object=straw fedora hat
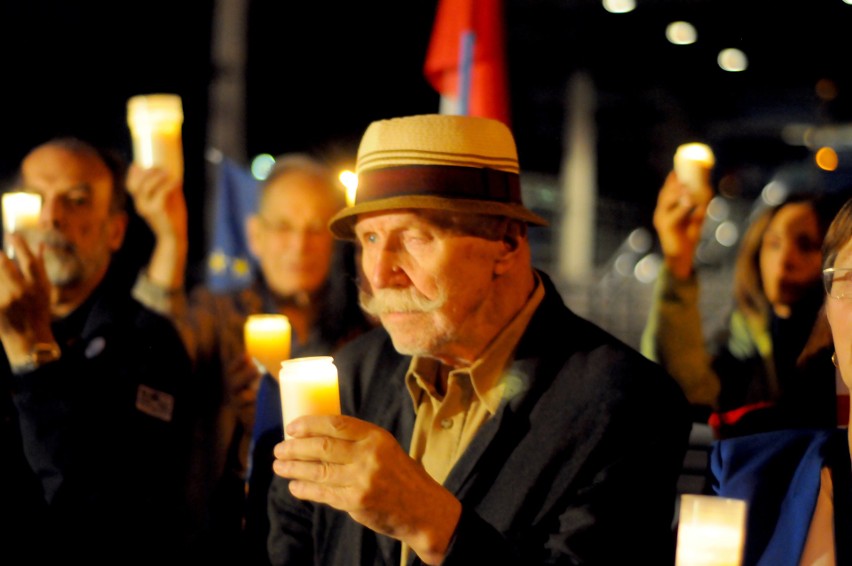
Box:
[328,114,548,239]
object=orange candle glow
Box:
[279,356,341,438]
[2,191,42,258]
[244,314,291,377]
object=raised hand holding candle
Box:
[244,314,291,377]
[675,494,747,566]
[2,191,42,258]
[674,143,715,195]
[279,356,341,438]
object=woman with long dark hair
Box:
[642,170,840,438]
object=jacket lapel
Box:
[441,273,568,496]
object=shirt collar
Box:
[405,271,545,414]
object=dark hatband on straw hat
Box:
[328,114,548,240]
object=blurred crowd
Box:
[1,111,850,566]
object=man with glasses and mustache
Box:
[266,114,692,565]
[0,137,193,564]
[127,152,374,564]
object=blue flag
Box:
[205,156,260,292]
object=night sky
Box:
[3,0,852,275]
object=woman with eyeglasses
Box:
[710,196,852,566]
[642,172,842,439]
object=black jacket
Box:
[5,267,194,565]
[268,271,691,565]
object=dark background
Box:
[2,0,852,274]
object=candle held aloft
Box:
[244,314,291,376]
[279,356,341,438]
[674,143,715,194]
[127,93,185,183]
[2,191,42,258]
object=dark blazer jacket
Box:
[5,267,194,565]
[268,271,691,565]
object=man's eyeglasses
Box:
[258,217,326,237]
[823,267,852,299]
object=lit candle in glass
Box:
[675,494,747,566]
[244,314,291,377]
[674,142,715,195]
[279,356,341,438]
[126,93,185,183]
[2,191,42,258]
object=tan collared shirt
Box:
[399,272,544,565]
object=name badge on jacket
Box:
[136,384,175,422]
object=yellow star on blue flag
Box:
[205,156,260,291]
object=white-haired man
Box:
[268,114,691,565]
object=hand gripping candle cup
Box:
[244,314,292,377]
[279,356,341,438]
[675,494,747,566]
[126,93,185,183]
[1,191,42,258]
[674,142,715,195]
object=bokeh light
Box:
[602,0,636,14]
[815,146,839,171]
[634,253,661,284]
[717,48,748,72]
[666,21,697,45]
[339,170,358,206]
[707,197,730,222]
[250,153,276,180]
[761,180,788,206]
[715,221,739,247]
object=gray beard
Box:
[42,248,84,287]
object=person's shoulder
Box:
[531,284,664,372]
[524,284,688,411]
[187,281,258,311]
[715,428,835,461]
[93,275,172,329]
[711,428,837,504]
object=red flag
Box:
[424,0,510,126]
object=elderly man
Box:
[0,138,193,564]
[268,114,691,565]
[128,152,374,563]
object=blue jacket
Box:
[711,428,852,566]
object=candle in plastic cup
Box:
[2,191,42,258]
[279,356,341,438]
[674,143,715,194]
[675,494,747,566]
[244,314,291,377]
[127,93,185,182]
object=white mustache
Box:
[359,287,446,316]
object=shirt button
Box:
[440,418,453,429]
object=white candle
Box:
[127,93,185,183]
[279,356,341,438]
[674,142,715,194]
[2,192,42,233]
[2,191,42,258]
[244,314,291,376]
[675,494,747,566]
